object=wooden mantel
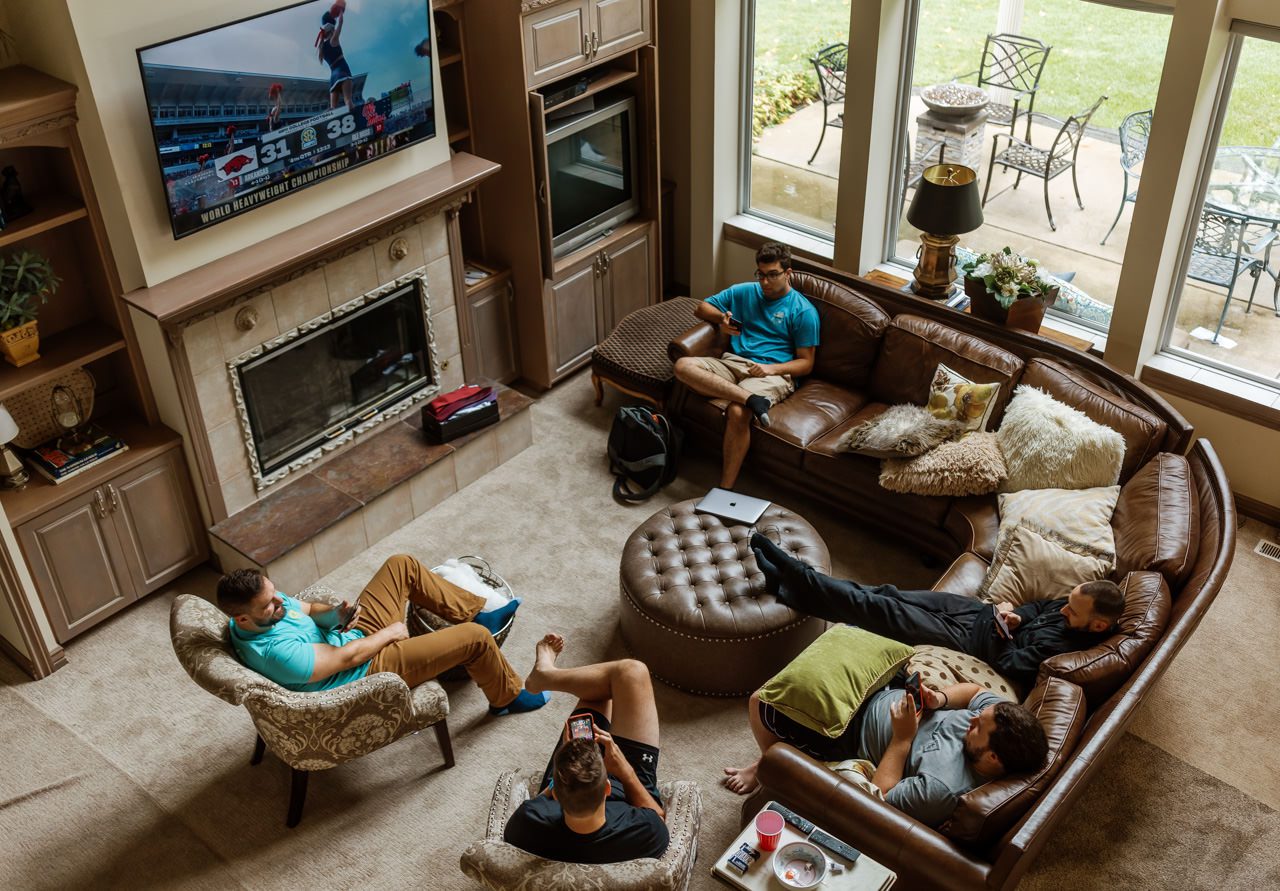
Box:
[122,152,501,325]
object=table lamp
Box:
[905,163,984,300]
[0,403,28,489]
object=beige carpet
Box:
[1,369,1278,890]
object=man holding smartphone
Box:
[673,241,820,489]
[218,554,549,715]
[503,634,668,864]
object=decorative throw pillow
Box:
[996,385,1126,492]
[997,485,1121,558]
[979,520,1113,606]
[928,363,1001,432]
[879,431,1007,496]
[757,626,914,738]
[907,644,1020,702]
[838,403,962,459]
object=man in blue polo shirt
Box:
[674,241,820,488]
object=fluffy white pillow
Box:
[979,520,1113,606]
[996,386,1125,492]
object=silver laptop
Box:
[695,488,771,526]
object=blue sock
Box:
[473,597,521,636]
[489,688,550,716]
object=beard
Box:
[962,737,983,764]
[258,605,285,628]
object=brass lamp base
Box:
[910,232,961,300]
[0,444,28,489]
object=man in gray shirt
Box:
[724,682,1048,827]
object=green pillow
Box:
[758,626,914,738]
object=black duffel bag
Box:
[606,405,683,502]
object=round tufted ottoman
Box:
[619,499,830,696]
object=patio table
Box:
[1204,145,1280,300]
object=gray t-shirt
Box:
[858,688,1002,827]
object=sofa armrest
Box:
[754,744,991,890]
[668,321,725,362]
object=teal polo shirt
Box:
[229,594,370,692]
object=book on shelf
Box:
[18,425,129,485]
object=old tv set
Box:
[137,0,437,239]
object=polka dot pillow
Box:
[908,645,1019,702]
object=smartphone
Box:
[724,316,742,331]
[337,603,359,633]
[904,671,923,715]
[567,712,595,741]
[993,609,1012,640]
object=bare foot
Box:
[525,633,564,694]
[722,761,760,795]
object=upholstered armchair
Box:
[169,584,453,827]
[459,769,703,891]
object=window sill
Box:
[723,215,834,265]
[1141,352,1280,431]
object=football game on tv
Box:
[137,0,436,239]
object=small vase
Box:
[963,277,1059,334]
[0,319,40,367]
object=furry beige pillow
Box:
[996,386,1126,492]
[879,432,1007,496]
[979,520,1113,606]
[839,404,962,459]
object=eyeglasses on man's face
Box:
[753,268,788,281]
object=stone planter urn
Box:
[964,277,1059,335]
[0,319,39,367]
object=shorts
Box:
[758,699,866,763]
[697,353,794,405]
[539,708,662,803]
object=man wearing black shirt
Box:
[750,533,1123,692]
[503,635,668,864]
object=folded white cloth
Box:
[434,558,511,612]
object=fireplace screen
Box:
[234,279,437,481]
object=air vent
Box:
[1254,539,1280,564]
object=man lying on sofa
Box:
[724,679,1047,828]
[751,533,1124,692]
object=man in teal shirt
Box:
[219,554,549,714]
[673,241,820,488]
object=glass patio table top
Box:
[1205,145,1280,225]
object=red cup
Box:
[755,810,785,851]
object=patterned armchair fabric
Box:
[169,588,449,772]
[459,770,703,891]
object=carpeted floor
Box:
[1,369,1278,890]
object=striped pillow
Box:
[997,485,1120,558]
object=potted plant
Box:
[0,251,60,367]
[960,247,1059,334]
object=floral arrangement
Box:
[961,247,1056,309]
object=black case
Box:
[421,398,499,444]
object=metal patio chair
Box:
[1101,109,1153,245]
[982,95,1107,231]
[905,137,946,191]
[807,42,847,164]
[958,33,1051,141]
[1188,206,1275,343]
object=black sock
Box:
[745,394,772,426]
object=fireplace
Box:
[228,269,441,490]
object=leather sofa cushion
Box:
[868,316,1024,423]
[1020,358,1168,483]
[1038,570,1171,707]
[1111,452,1201,587]
[943,675,1086,845]
[790,272,891,389]
[931,551,990,599]
[944,496,999,560]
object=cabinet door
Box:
[601,226,653,335]
[468,280,519,384]
[108,450,206,595]
[591,0,651,60]
[17,489,133,643]
[548,254,601,374]
[524,0,591,87]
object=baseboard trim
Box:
[1234,492,1280,529]
[0,633,36,677]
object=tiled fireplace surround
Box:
[167,193,533,596]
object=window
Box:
[1164,30,1280,387]
[741,0,852,239]
[889,0,1170,331]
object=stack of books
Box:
[18,425,129,485]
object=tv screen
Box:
[138,0,437,239]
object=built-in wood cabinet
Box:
[522,0,650,87]
[17,449,204,643]
[462,264,519,384]
[592,0,652,61]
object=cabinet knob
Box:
[591,31,599,55]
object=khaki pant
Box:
[358,555,522,705]
[696,352,795,405]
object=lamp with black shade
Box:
[905,163,984,300]
[0,403,28,489]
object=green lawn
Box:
[754,0,1279,145]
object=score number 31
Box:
[259,113,357,163]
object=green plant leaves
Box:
[0,251,61,331]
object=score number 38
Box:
[258,114,357,164]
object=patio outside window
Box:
[890,0,1170,332]
[1165,30,1280,387]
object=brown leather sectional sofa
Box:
[668,260,1236,890]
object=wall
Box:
[3,0,450,290]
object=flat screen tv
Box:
[137,0,437,239]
